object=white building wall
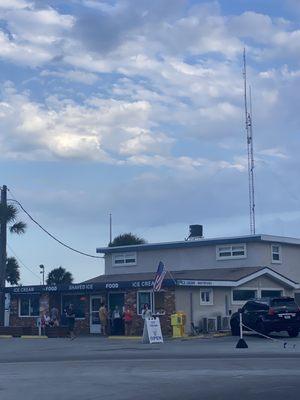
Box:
[105,242,270,275]
[104,241,300,283]
[175,276,295,334]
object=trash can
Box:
[171,312,186,337]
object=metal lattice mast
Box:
[243,49,256,235]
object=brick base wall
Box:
[8,288,177,337]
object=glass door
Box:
[108,293,125,335]
[90,296,102,334]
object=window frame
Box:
[200,288,214,305]
[137,290,153,315]
[271,244,282,264]
[260,289,284,298]
[216,244,247,260]
[112,252,137,267]
[231,288,258,305]
[136,291,166,315]
[18,295,40,317]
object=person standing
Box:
[41,311,51,335]
[112,305,122,335]
[66,304,76,340]
[124,305,133,336]
[99,303,108,336]
[50,306,59,327]
[141,303,152,343]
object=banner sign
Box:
[4,279,174,294]
[177,280,213,287]
[146,317,164,344]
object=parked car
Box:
[230,297,300,338]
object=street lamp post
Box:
[39,264,45,285]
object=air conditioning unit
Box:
[207,318,217,332]
[222,317,231,331]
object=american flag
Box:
[153,261,166,292]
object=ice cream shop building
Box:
[4,227,300,336]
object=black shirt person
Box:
[66,304,76,340]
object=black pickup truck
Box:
[230,297,300,337]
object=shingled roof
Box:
[84,266,297,285]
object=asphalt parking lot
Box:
[1,334,300,400]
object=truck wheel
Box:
[287,328,299,338]
[230,320,239,336]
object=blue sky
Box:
[1,0,300,284]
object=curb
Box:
[0,335,13,339]
[20,335,48,339]
[108,336,141,340]
[173,332,231,341]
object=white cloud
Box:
[40,69,99,85]
[0,84,171,162]
[259,148,289,159]
[0,0,32,9]
[0,31,52,66]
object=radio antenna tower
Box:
[243,49,256,235]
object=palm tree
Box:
[0,203,26,285]
[46,267,73,285]
[109,233,147,247]
[0,203,26,234]
[6,257,20,285]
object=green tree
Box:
[109,232,147,247]
[0,203,26,285]
[6,257,20,285]
[0,203,26,235]
[46,267,74,285]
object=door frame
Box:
[90,295,103,334]
[108,292,125,335]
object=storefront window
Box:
[19,295,40,317]
[137,291,153,314]
[137,291,166,315]
[154,292,165,314]
[62,295,86,318]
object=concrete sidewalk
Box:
[1,334,300,363]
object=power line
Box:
[7,244,41,282]
[7,190,104,259]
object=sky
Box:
[1,0,300,285]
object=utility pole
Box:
[109,213,112,245]
[0,185,7,326]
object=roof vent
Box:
[186,225,203,241]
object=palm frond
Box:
[0,203,18,224]
[9,221,27,234]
